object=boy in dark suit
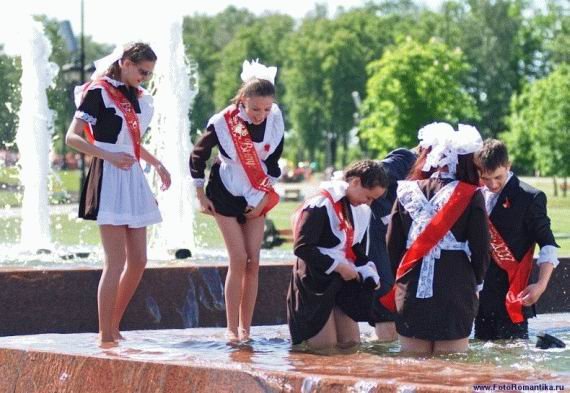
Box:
[474,139,559,340]
[368,148,417,341]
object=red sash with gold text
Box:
[379,182,477,312]
[80,80,142,160]
[488,219,534,323]
[223,107,279,215]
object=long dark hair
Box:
[105,42,157,80]
[408,147,479,185]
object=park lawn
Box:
[0,214,99,246]
[0,171,569,255]
[192,201,299,250]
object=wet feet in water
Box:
[238,327,251,342]
[225,330,240,343]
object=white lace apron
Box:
[397,180,471,299]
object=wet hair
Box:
[408,148,480,186]
[106,42,157,80]
[232,78,276,105]
[344,160,389,189]
[474,138,510,173]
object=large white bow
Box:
[418,122,483,175]
[240,59,277,85]
[90,45,124,81]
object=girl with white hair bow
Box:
[190,59,284,342]
[383,122,490,354]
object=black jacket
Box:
[369,148,417,296]
[479,174,558,318]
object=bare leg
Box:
[433,338,469,354]
[333,307,360,350]
[215,214,248,340]
[399,335,433,355]
[307,311,337,351]
[238,215,265,340]
[375,322,397,342]
[111,226,147,340]
[98,225,127,345]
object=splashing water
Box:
[14,17,58,250]
[145,16,198,259]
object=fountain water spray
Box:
[146,16,198,259]
[15,17,58,250]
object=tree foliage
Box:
[503,65,570,179]
[359,38,479,157]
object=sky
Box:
[0,0,444,54]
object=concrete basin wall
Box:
[0,259,568,336]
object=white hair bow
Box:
[90,45,124,80]
[240,59,277,85]
[418,122,483,175]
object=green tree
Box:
[212,14,294,111]
[359,38,479,157]
[428,0,536,137]
[0,48,21,149]
[503,65,570,195]
[281,18,330,163]
[34,15,111,156]
[183,7,256,135]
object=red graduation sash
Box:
[292,190,356,262]
[80,80,142,160]
[488,219,535,323]
[379,182,477,312]
[223,106,279,215]
[321,190,357,263]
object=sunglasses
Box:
[137,67,153,78]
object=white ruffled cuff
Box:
[537,245,559,268]
[381,213,393,226]
[476,282,484,292]
[356,261,380,286]
[75,110,97,125]
[192,178,205,188]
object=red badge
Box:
[502,197,511,209]
[264,143,270,152]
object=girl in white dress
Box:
[66,42,171,347]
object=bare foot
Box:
[225,330,239,343]
[238,327,250,342]
[113,330,125,341]
[98,333,118,349]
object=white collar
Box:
[320,180,348,202]
[430,171,456,180]
[237,104,253,124]
[482,171,514,195]
[102,76,126,87]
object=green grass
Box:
[191,201,299,250]
[0,214,99,246]
[0,170,569,255]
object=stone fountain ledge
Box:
[0,326,568,393]
[1,260,569,337]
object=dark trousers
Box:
[474,314,529,340]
